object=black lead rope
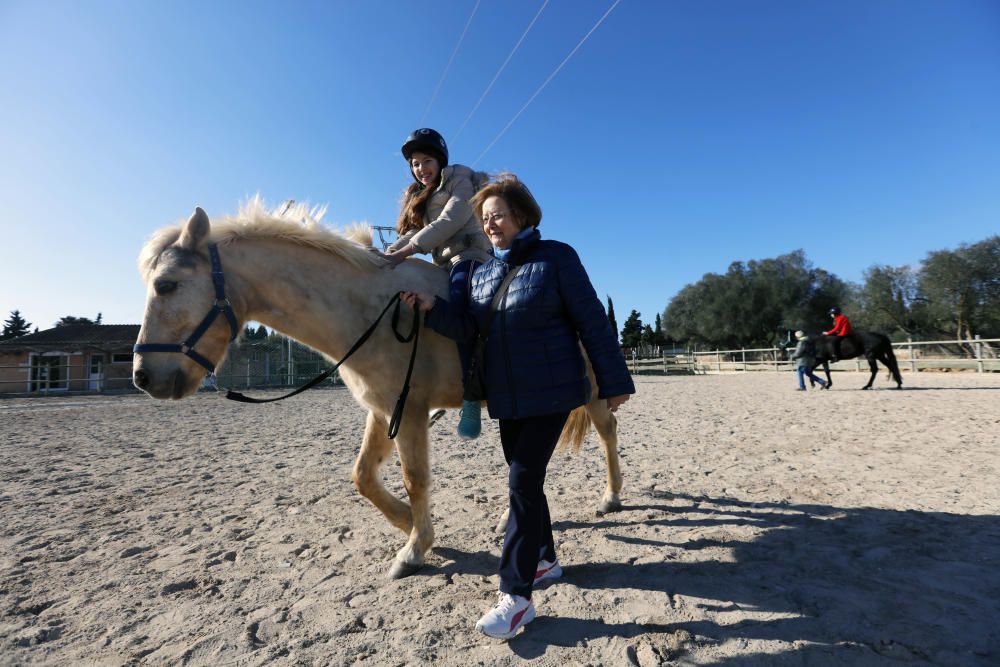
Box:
[223,293,419,440]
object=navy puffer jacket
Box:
[425,228,635,419]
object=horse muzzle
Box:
[133,363,199,400]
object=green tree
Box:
[653,313,666,347]
[919,236,1000,340]
[663,250,849,348]
[854,265,927,337]
[2,310,32,340]
[606,296,618,344]
[640,324,655,348]
[55,315,96,327]
[620,310,643,348]
[242,323,269,340]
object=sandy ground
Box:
[2,371,999,667]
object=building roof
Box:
[0,324,141,350]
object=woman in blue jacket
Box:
[401,173,634,639]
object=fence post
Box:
[908,337,915,372]
[741,348,746,372]
[976,334,983,374]
[662,351,667,376]
[716,349,721,373]
[774,348,778,372]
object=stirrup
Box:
[428,409,446,428]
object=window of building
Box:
[111,353,134,364]
[29,354,69,392]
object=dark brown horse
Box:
[802,332,903,390]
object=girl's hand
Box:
[383,244,416,269]
[606,394,630,413]
[400,291,435,313]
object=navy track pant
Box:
[497,411,570,599]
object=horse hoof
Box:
[597,497,622,515]
[861,386,871,391]
[389,560,423,579]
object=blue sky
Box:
[2,0,998,333]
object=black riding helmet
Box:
[829,306,842,316]
[401,128,449,168]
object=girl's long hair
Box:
[396,179,439,235]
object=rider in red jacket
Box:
[824,306,853,360]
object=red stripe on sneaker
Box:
[509,606,528,632]
[535,564,553,579]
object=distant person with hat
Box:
[386,128,493,439]
[823,306,854,362]
[791,330,827,390]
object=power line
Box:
[452,0,550,143]
[420,0,481,125]
[472,0,622,167]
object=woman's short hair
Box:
[471,172,542,230]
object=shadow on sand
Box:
[501,492,1000,665]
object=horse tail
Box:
[558,406,592,454]
[884,339,903,385]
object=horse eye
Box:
[154,280,177,295]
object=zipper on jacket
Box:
[500,268,518,417]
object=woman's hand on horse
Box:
[607,394,630,413]
[400,291,434,313]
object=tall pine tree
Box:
[2,310,32,340]
[620,310,644,348]
[606,295,619,344]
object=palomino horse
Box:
[132,201,624,578]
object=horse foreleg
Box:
[352,411,413,535]
[862,355,878,389]
[587,400,624,514]
[821,362,832,389]
[387,404,435,579]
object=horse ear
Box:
[178,207,210,251]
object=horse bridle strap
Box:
[133,243,239,374]
[134,241,420,439]
[225,293,419,439]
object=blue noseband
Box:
[133,243,239,374]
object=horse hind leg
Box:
[585,400,624,514]
[880,350,904,388]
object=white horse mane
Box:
[139,195,381,278]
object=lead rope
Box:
[221,294,419,440]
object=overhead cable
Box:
[472,0,622,167]
[420,0,481,125]
[452,0,550,142]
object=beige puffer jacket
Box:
[388,164,493,268]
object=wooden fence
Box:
[626,337,1000,376]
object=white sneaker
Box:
[475,593,535,639]
[534,558,562,585]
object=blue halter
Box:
[133,243,239,375]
